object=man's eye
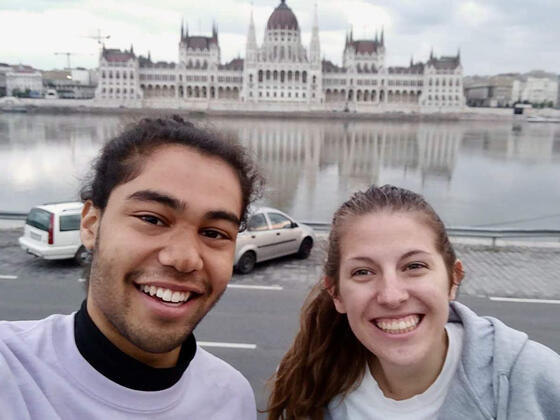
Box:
[138,215,165,226]
[201,229,229,240]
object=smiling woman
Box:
[266,185,560,420]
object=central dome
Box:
[267,0,299,30]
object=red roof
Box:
[102,49,135,63]
[267,0,299,30]
[350,40,380,55]
[219,58,244,71]
[185,36,217,50]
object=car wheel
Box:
[297,237,313,259]
[74,245,92,266]
[236,251,256,274]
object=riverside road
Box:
[1,227,559,417]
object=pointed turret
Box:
[245,5,257,63]
[130,44,134,55]
[457,47,461,63]
[430,47,434,61]
[410,56,413,67]
[310,2,321,63]
[212,21,218,41]
[180,19,184,40]
[380,26,384,46]
[375,29,378,43]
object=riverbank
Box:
[4,97,558,122]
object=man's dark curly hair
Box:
[80,115,263,227]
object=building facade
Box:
[5,65,43,97]
[94,0,465,112]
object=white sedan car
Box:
[234,207,316,274]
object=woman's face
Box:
[331,211,461,375]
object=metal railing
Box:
[303,221,560,246]
[0,212,27,220]
[2,213,559,245]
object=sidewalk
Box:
[2,227,560,300]
[232,235,560,300]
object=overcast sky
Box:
[1,0,558,76]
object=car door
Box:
[245,213,278,262]
[266,212,300,257]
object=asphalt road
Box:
[1,227,559,418]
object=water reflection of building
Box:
[463,123,560,162]
[210,119,465,209]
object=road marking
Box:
[198,341,257,350]
[227,284,283,291]
[0,275,17,280]
[490,296,560,305]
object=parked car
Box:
[234,207,315,274]
[18,202,90,265]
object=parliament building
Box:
[95,0,465,113]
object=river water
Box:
[1,113,559,229]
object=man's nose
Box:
[158,230,203,273]
[375,271,408,307]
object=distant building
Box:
[42,68,97,99]
[513,77,558,107]
[0,63,11,97]
[465,72,559,108]
[5,64,42,97]
[463,75,516,107]
[94,0,465,112]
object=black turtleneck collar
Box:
[74,300,196,391]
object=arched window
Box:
[249,74,253,82]
[266,70,271,80]
[288,71,292,81]
[273,70,278,81]
[295,71,300,81]
[280,70,285,82]
[302,71,307,83]
[258,70,263,82]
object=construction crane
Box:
[83,29,111,47]
[54,52,79,70]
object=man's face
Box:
[81,144,243,367]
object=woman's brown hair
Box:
[266,184,461,420]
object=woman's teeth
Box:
[374,314,420,334]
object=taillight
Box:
[48,213,54,245]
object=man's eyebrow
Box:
[205,210,241,227]
[127,190,186,211]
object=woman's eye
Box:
[138,215,165,226]
[352,269,373,277]
[405,262,427,271]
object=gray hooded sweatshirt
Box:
[439,301,560,420]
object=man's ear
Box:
[324,276,346,314]
[81,200,100,251]
[449,259,464,301]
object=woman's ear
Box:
[80,200,100,251]
[324,276,346,314]
[449,259,464,301]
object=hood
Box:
[446,301,528,419]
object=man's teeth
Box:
[140,285,191,303]
[375,315,420,334]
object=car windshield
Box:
[26,208,51,231]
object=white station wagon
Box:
[18,202,90,265]
[234,207,315,274]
